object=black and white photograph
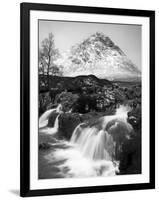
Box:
[20,3,155,196]
[38,20,142,179]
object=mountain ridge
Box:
[55,32,141,81]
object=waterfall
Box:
[115,104,131,119]
[39,104,62,128]
[56,104,63,113]
[71,123,85,143]
[71,105,133,162]
[39,114,60,135]
[39,104,62,134]
[71,125,115,161]
[42,105,133,178]
[39,108,56,128]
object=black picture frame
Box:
[20,2,155,197]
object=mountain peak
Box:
[90,32,114,46]
[55,32,141,81]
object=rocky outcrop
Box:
[48,112,111,140]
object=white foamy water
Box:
[39,104,62,128]
[39,114,60,135]
[45,140,119,178]
[115,104,132,117]
[70,105,133,161]
[41,105,133,178]
[71,127,114,161]
[39,104,62,135]
[39,108,56,128]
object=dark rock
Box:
[128,106,141,131]
[48,113,59,127]
[39,92,52,116]
[58,113,82,139]
[39,143,52,150]
[48,112,110,140]
[119,133,141,174]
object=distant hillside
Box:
[39,74,112,93]
[55,32,141,81]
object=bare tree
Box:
[39,33,61,89]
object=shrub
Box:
[54,91,79,112]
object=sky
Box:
[39,20,141,70]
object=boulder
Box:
[58,113,82,139]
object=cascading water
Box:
[39,104,62,128]
[70,105,133,162]
[56,104,63,113]
[41,105,133,178]
[71,126,114,161]
[39,108,56,128]
[39,114,60,135]
[39,104,62,134]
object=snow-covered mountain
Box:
[55,32,141,81]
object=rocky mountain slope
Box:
[55,32,141,81]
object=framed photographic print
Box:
[20,2,155,197]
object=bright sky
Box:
[39,20,141,70]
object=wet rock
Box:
[118,134,141,175]
[58,113,82,139]
[48,113,59,127]
[39,142,52,150]
[128,106,141,131]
